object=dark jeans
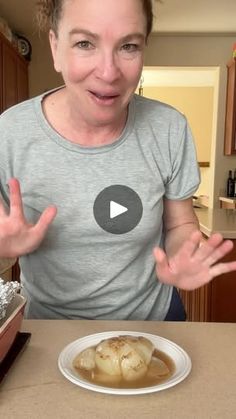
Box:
[164,287,186,321]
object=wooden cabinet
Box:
[0,40,2,111]
[17,57,29,103]
[0,258,17,282]
[179,239,236,322]
[0,31,28,114]
[224,58,236,155]
[0,33,28,282]
[179,284,211,322]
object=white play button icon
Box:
[93,185,143,234]
[110,201,128,219]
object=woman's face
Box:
[49,0,146,127]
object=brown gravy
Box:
[73,347,175,389]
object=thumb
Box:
[33,205,57,237]
[153,247,172,283]
[153,246,167,265]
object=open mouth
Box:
[89,91,119,102]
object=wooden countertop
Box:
[195,207,236,239]
[1,320,236,418]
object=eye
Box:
[76,40,94,50]
[121,43,139,52]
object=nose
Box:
[95,49,121,83]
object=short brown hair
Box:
[36,0,154,39]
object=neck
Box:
[43,88,128,147]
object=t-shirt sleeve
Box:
[164,117,200,200]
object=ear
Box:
[49,29,61,73]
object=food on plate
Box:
[73,335,175,388]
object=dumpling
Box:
[74,335,155,382]
[73,347,96,371]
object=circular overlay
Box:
[93,185,143,234]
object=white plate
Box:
[58,330,192,395]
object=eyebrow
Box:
[69,28,145,42]
[69,28,99,39]
[120,33,146,43]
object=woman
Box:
[0,0,235,320]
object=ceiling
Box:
[0,0,235,38]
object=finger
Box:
[194,233,224,262]
[204,239,234,266]
[153,247,167,265]
[207,232,224,247]
[209,260,236,278]
[8,178,24,218]
[153,247,175,284]
[189,229,203,243]
[32,205,57,239]
[176,230,202,259]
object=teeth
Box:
[97,94,109,99]
[94,93,114,99]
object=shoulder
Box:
[133,94,184,118]
[0,96,38,128]
[132,94,188,139]
[0,85,64,128]
[0,95,44,155]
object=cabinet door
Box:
[1,38,29,112]
[17,58,29,103]
[2,41,18,111]
[179,284,211,322]
[224,58,236,155]
[210,242,236,322]
[179,240,236,322]
[0,39,2,113]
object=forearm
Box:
[163,197,200,258]
[164,216,200,258]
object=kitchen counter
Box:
[194,207,236,239]
[1,320,236,419]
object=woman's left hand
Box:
[153,230,236,290]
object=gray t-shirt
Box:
[0,91,200,319]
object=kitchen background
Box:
[0,0,236,209]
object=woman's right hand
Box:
[0,178,57,258]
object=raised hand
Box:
[153,230,236,290]
[0,178,57,258]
